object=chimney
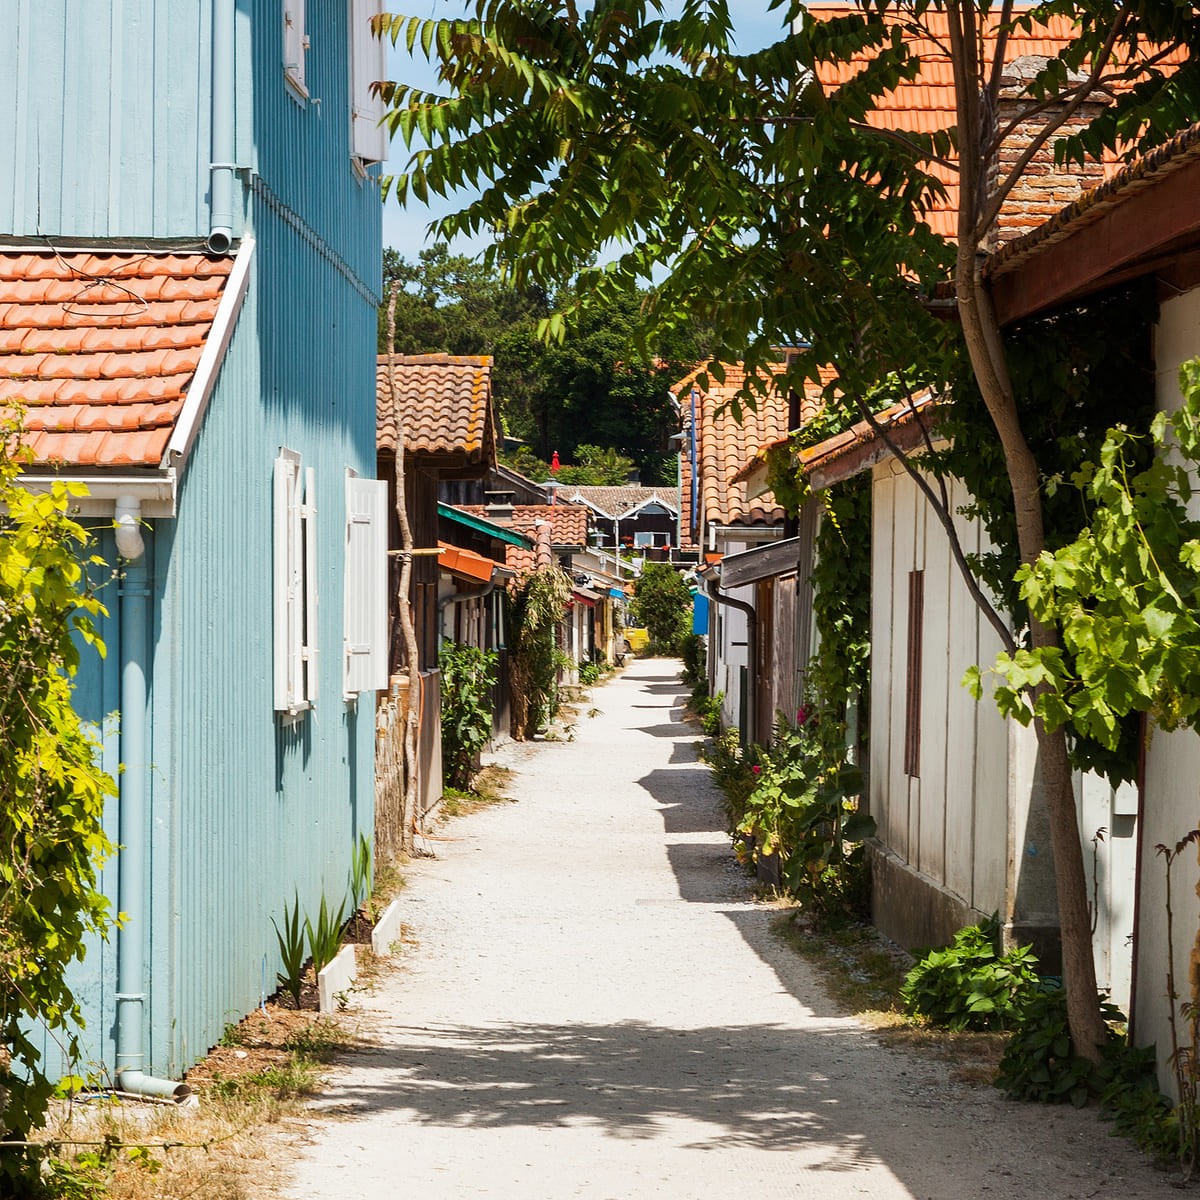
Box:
[990,56,1111,249]
[484,489,515,521]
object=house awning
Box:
[438,501,533,548]
[438,541,497,584]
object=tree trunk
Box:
[956,245,1107,1062]
[386,285,422,855]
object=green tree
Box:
[377,0,1199,1058]
[631,562,692,654]
[0,418,115,1186]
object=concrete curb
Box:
[370,898,404,957]
[317,944,356,1013]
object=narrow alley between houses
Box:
[280,661,1179,1200]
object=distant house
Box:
[375,354,499,821]
[1,1,388,1089]
[558,485,679,557]
[676,361,822,737]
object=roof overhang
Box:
[717,537,804,588]
[988,126,1200,325]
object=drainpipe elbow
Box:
[114,495,145,561]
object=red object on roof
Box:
[0,250,235,468]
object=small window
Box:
[343,472,389,698]
[274,450,319,716]
[349,0,389,164]
[633,531,657,548]
[284,0,309,96]
[903,569,924,777]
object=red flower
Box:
[797,704,813,726]
[751,764,761,775]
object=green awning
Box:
[437,502,533,548]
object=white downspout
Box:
[207,0,236,254]
[113,497,191,1101]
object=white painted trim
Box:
[163,237,256,469]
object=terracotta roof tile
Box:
[459,502,589,548]
[377,354,497,468]
[0,249,235,468]
[676,361,834,539]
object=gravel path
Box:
[281,658,1187,1199]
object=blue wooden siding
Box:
[13,1,383,1078]
[0,1,212,239]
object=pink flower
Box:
[751,764,761,775]
[797,705,813,726]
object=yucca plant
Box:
[272,892,306,1008]
[305,892,348,976]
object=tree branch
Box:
[850,392,1017,655]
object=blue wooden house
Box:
[0,1,389,1093]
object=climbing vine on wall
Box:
[506,566,571,740]
[934,281,1158,783]
[807,477,872,771]
[0,416,115,1185]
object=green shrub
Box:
[578,656,603,685]
[901,919,1040,1032]
[439,642,498,788]
[679,632,707,690]
[630,562,692,653]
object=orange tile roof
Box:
[376,354,496,466]
[805,6,1123,240]
[677,361,832,537]
[0,250,235,467]
[460,503,589,549]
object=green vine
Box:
[506,566,571,740]
[0,416,115,1188]
[439,642,498,789]
[972,357,1200,750]
[807,476,872,772]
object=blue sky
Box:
[379,2,790,259]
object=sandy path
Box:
[281,658,1185,1199]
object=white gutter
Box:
[17,471,178,518]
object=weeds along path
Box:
[280,659,1179,1199]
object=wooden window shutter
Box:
[274,450,303,713]
[904,569,924,777]
[301,466,319,704]
[283,0,308,93]
[350,0,389,164]
[343,473,389,697]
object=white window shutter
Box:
[302,466,319,705]
[274,450,302,713]
[284,0,307,91]
[350,0,389,164]
[344,473,389,696]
